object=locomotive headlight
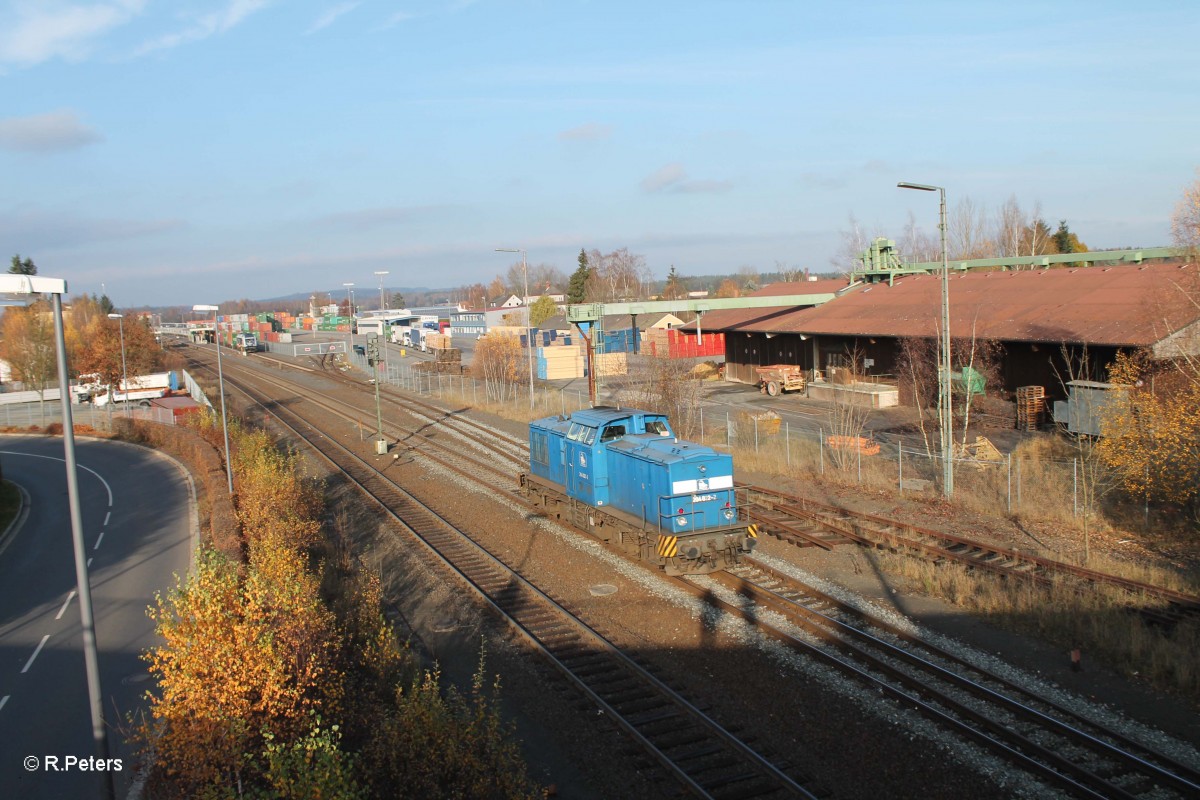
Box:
[698,465,707,474]
[722,508,735,521]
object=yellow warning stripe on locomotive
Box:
[746,524,759,539]
[656,535,679,558]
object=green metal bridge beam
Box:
[852,238,1186,283]
[565,294,838,324]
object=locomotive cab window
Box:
[600,424,626,443]
[646,420,670,436]
[567,422,586,441]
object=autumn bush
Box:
[139,417,540,799]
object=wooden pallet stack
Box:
[1016,386,1045,431]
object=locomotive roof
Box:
[566,407,663,428]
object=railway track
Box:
[187,346,1200,796]
[743,485,1200,626]
[683,562,1200,800]
[193,351,823,799]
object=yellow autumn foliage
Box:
[1096,352,1200,508]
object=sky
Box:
[1,1,1197,309]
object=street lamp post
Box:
[374,270,389,311]
[106,313,128,417]
[343,282,355,350]
[496,247,535,410]
[2,275,114,799]
[898,181,954,498]
[192,304,235,495]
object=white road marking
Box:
[0,695,8,711]
[55,590,76,620]
[21,635,49,674]
[87,558,93,568]
[104,511,111,525]
[94,530,105,550]
[0,451,115,506]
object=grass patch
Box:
[875,549,1200,700]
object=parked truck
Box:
[91,371,180,407]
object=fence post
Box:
[819,428,824,474]
[1006,454,1012,513]
[898,444,903,494]
[1075,455,1084,520]
[785,421,790,467]
[700,406,704,439]
[857,441,862,484]
[561,389,565,417]
[754,416,758,452]
[727,411,731,446]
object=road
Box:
[0,436,195,799]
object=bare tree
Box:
[1171,167,1200,253]
[995,195,1025,258]
[832,214,876,275]
[471,334,526,403]
[896,336,939,456]
[588,247,647,302]
[773,260,806,283]
[824,345,874,471]
[613,353,705,439]
[898,210,939,263]
[948,196,994,260]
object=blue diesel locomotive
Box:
[521,407,757,575]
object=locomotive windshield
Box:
[646,420,670,436]
[600,424,626,442]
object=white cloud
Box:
[0,206,184,249]
[558,122,612,142]
[0,1,147,66]
[132,0,273,57]
[306,2,359,35]
[675,179,733,194]
[0,110,103,153]
[381,11,415,29]
[641,163,687,193]
[640,163,731,194]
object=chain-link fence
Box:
[357,353,1102,523]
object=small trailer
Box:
[755,365,806,397]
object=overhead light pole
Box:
[496,247,535,410]
[2,274,114,799]
[192,304,235,495]
[342,282,355,348]
[374,270,389,311]
[898,181,954,498]
[106,313,129,417]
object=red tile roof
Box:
[691,264,1199,346]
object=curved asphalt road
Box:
[0,435,195,800]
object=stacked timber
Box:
[434,347,462,373]
[424,332,454,350]
[538,344,585,379]
[1016,386,1044,431]
[535,344,628,379]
